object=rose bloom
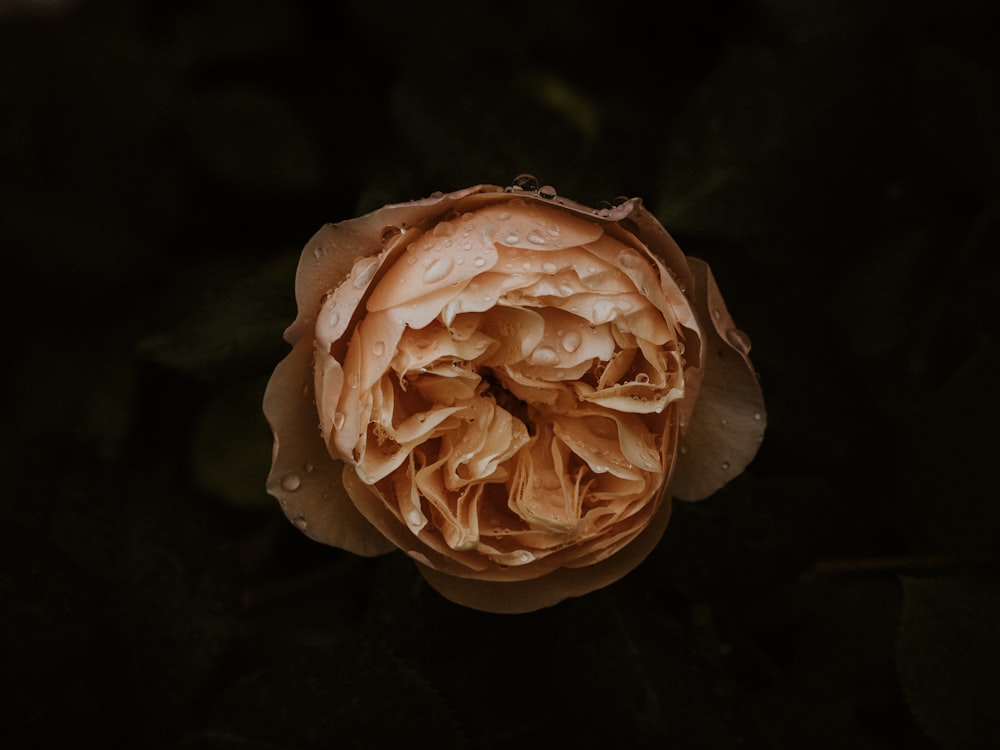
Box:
[263,180,765,613]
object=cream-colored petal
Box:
[416,497,672,614]
[509,423,582,532]
[670,257,766,501]
[357,403,466,484]
[410,370,483,405]
[390,320,492,377]
[342,463,488,573]
[263,337,395,556]
[366,224,498,312]
[415,453,482,551]
[477,305,546,366]
[450,196,607,251]
[457,399,529,481]
[498,366,577,410]
[285,185,501,345]
[553,415,643,481]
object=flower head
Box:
[264,180,765,613]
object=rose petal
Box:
[263,337,395,555]
[670,257,766,501]
[285,185,498,345]
[416,496,673,614]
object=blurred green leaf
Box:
[9,333,137,462]
[654,39,901,241]
[201,640,464,750]
[191,377,275,510]
[752,0,889,47]
[138,252,298,382]
[898,341,1000,554]
[912,40,1000,191]
[172,0,296,65]
[182,86,327,192]
[896,575,1000,749]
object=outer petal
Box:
[263,335,396,556]
[284,184,502,345]
[416,493,673,614]
[670,257,766,501]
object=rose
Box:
[263,179,765,613]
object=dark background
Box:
[2,0,999,748]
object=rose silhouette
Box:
[264,179,765,613]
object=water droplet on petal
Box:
[538,185,557,199]
[530,346,560,365]
[281,473,301,492]
[541,261,557,274]
[753,412,762,422]
[592,299,616,322]
[511,173,539,191]
[333,411,346,430]
[432,221,456,237]
[635,372,649,383]
[721,461,731,471]
[381,225,403,244]
[503,233,519,245]
[517,551,534,564]
[527,230,547,245]
[406,509,423,526]
[423,256,454,283]
[612,195,630,206]
[327,311,340,329]
[561,330,581,353]
[726,328,752,355]
[352,256,379,288]
[473,256,487,268]
[348,373,360,388]
[617,251,640,268]
[373,341,385,356]
[712,308,722,320]
[293,515,308,530]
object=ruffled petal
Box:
[416,497,672,614]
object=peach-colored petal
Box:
[285,186,500,345]
[263,337,395,556]
[670,257,766,501]
[416,495,673,614]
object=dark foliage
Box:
[2,1,998,748]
